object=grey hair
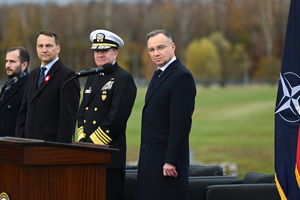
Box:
[146,29,173,42]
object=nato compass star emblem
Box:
[275,72,300,123]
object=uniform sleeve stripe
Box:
[95,130,108,143]
[95,129,107,141]
[101,133,112,142]
[98,127,112,141]
[97,128,112,142]
[90,133,105,145]
[99,127,107,135]
[95,131,110,144]
[94,132,108,144]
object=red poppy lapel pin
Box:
[44,75,51,82]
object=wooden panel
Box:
[0,139,114,165]
[0,144,24,165]
[20,165,106,200]
[0,164,21,199]
[23,146,111,165]
[0,138,111,200]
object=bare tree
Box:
[257,0,275,58]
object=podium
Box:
[0,137,115,200]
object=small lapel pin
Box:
[44,75,51,82]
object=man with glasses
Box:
[76,29,136,200]
[16,30,80,143]
[137,29,196,200]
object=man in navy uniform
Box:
[77,29,137,200]
[15,31,80,143]
[0,47,29,137]
[137,29,196,200]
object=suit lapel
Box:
[0,88,18,105]
[145,71,158,100]
[0,84,20,106]
[30,61,60,104]
[145,62,177,104]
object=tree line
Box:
[0,0,290,85]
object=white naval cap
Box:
[89,29,124,50]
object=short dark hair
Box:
[7,46,30,64]
[146,29,173,42]
[37,30,59,45]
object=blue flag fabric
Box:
[275,0,300,199]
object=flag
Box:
[275,0,300,199]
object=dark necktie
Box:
[150,69,163,91]
[37,67,47,87]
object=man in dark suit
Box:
[77,29,136,200]
[15,30,80,143]
[137,29,196,200]
[0,47,29,137]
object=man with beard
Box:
[0,47,29,137]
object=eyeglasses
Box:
[148,43,172,53]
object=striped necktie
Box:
[37,67,47,87]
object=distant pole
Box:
[243,53,250,85]
[104,0,112,29]
[131,53,139,80]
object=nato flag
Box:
[275,0,300,199]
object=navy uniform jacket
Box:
[137,59,196,200]
[77,63,137,169]
[15,60,80,143]
[0,75,27,137]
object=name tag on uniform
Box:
[85,87,92,94]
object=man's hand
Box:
[163,163,178,178]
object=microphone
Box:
[75,63,114,77]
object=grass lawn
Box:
[126,84,277,177]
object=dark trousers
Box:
[106,168,125,200]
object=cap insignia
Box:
[96,33,105,42]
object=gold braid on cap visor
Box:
[92,43,118,48]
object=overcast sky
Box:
[0,0,96,5]
[0,0,143,5]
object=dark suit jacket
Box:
[137,59,196,200]
[0,75,27,137]
[77,63,136,168]
[15,59,80,143]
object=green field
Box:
[126,85,278,177]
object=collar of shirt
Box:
[157,56,176,72]
[40,57,59,76]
